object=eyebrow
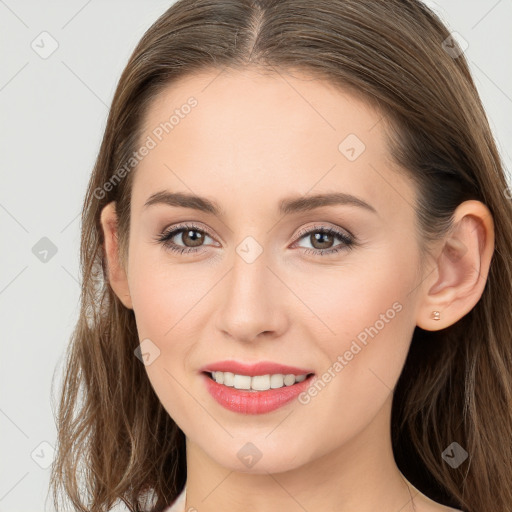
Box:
[143,191,377,216]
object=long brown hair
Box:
[49,1,512,511]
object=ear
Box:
[416,200,495,331]
[99,201,133,309]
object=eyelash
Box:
[155,222,356,257]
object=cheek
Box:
[127,250,206,427]
[127,244,207,339]
[300,246,417,395]
[127,248,216,393]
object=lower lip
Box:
[202,372,315,414]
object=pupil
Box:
[185,229,204,247]
[313,232,332,249]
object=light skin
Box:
[100,67,494,512]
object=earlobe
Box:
[99,201,133,310]
[416,200,494,331]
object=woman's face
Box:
[121,67,427,473]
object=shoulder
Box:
[412,493,463,512]
[162,485,187,512]
[407,483,463,512]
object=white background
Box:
[0,1,511,510]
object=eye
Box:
[155,223,216,255]
[291,224,355,256]
[155,223,356,257]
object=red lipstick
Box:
[199,360,316,414]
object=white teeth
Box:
[211,371,310,391]
[233,374,251,389]
[269,374,283,388]
[252,374,271,390]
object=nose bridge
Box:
[215,236,287,342]
[232,237,268,298]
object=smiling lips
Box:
[199,360,316,414]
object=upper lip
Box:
[199,360,315,377]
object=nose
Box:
[214,246,289,343]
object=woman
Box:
[50,1,512,511]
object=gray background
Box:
[0,1,511,510]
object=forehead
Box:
[132,67,416,220]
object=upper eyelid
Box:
[164,222,215,239]
[294,223,353,240]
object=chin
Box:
[207,443,310,475]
